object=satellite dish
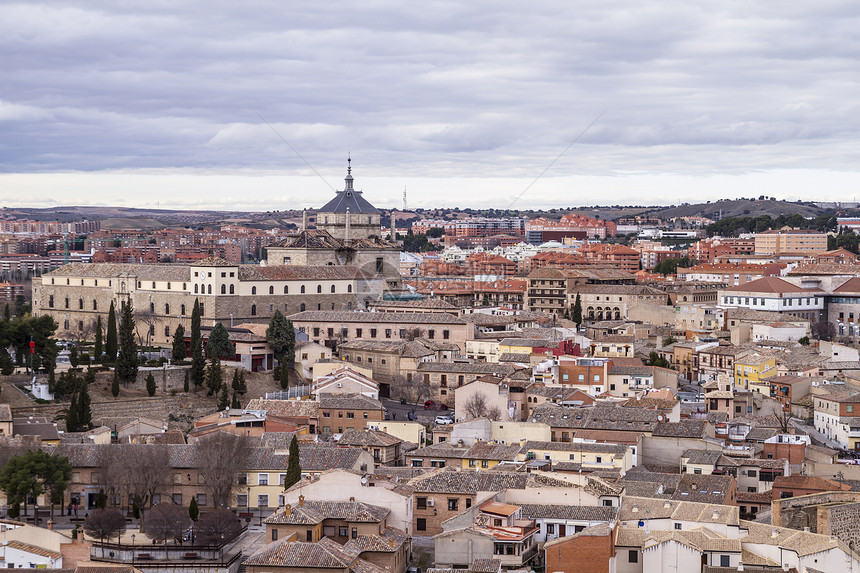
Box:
[360,476,368,485]
[657,414,665,422]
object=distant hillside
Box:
[645,198,826,221]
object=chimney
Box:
[299,495,305,507]
[712,510,719,520]
[804,527,810,532]
[771,528,779,538]
[284,504,292,516]
[46,519,53,531]
[349,496,356,502]
[737,563,744,572]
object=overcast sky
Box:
[2,1,859,211]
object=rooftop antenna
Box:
[403,187,408,211]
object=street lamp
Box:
[131,533,135,566]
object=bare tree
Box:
[195,507,242,545]
[390,373,431,405]
[464,393,489,419]
[146,503,191,545]
[811,321,836,341]
[195,433,253,509]
[99,445,170,531]
[83,508,126,556]
[486,405,503,421]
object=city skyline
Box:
[2,2,859,209]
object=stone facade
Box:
[32,259,384,344]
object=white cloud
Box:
[1,1,859,208]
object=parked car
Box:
[424,400,448,411]
[435,415,454,425]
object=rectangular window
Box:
[258,494,269,507]
[272,529,278,541]
[720,555,730,567]
[196,494,207,506]
[417,497,427,509]
[236,494,248,507]
[258,473,269,485]
[628,550,638,564]
[339,527,348,537]
[356,328,362,338]
[547,524,555,534]
[448,498,458,511]
[417,518,426,531]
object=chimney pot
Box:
[299,495,305,507]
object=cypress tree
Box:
[66,393,79,433]
[111,369,120,397]
[3,304,9,321]
[116,301,138,384]
[172,323,186,363]
[206,357,222,396]
[217,383,229,410]
[238,369,247,394]
[572,293,583,327]
[77,379,92,430]
[146,372,156,396]
[190,300,205,388]
[183,370,189,393]
[94,316,103,362]
[231,390,241,409]
[279,363,290,389]
[105,301,118,362]
[189,496,199,521]
[231,369,240,393]
[284,435,302,489]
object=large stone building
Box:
[32,258,386,344]
[265,159,402,293]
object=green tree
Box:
[231,390,241,409]
[571,293,582,326]
[105,301,118,362]
[231,368,247,395]
[206,357,222,396]
[76,380,92,430]
[94,316,103,362]
[0,348,14,376]
[0,449,72,518]
[206,322,232,359]
[69,343,79,368]
[189,496,199,521]
[217,383,229,410]
[66,393,79,432]
[284,435,302,489]
[111,369,120,397]
[116,302,138,384]
[172,323,186,363]
[190,299,205,388]
[798,336,810,346]
[146,372,156,396]
[3,303,9,321]
[266,311,295,365]
[280,363,290,389]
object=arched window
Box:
[92,299,98,310]
[300,303,306,311]
[65,297,69,309]
[284,285,289,294]
[317,303,322,310]
[331,285,336,293]
[194,284,199,294]
[269,286,274,295]
[165,303,170,314]
[252,286,257,295]
[165,325,170,337]
[150,302,155,313]
[251,304,257,316]
[221,284,226,294]
[347,284,352,293]
[230,284,234,294]
[79,298,83,309]
[317,285,322,294]
[181,304,186,315]
[301,285,305,294]
[347,302,352,310]
[207,284,212,294]
[152,282,156,288]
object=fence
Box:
[265,385,311,400]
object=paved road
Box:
[381,398,444,423]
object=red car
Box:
[424,400,448,410]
